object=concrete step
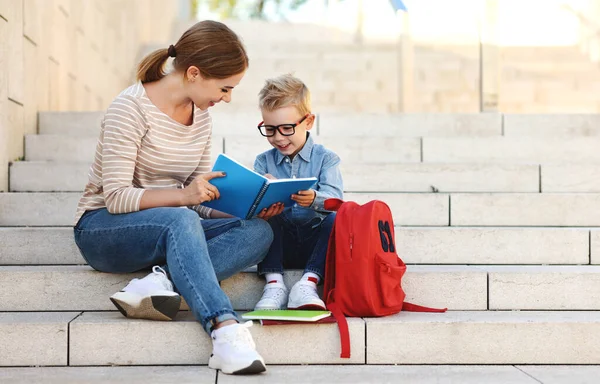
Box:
[25,134,225,163]
[10,162,90,192]
[38,111,104,136]
[209,136,422,165]
[0,192,79,226]
[38,111,600,138]
[0,227,84,265]
[423,137,600,163]
[2,265,600,312]
[449,193,600,226]
[0,312,77,366]
[503,114,600,137]
[37,111,502,138]
[3,365,599,384]
[484,266,600,310]
[0,265,487,311]
[342,163,539,192]
[25,134,419,164]
[399,227,590,265]
[68,311,365,365]
[4,311,599,366]
[0,192,449,226]
[367,311,600,364]
[11,160,600,195]
[541,164,600,192]
[317,113,501,137]
[25,135,98,162]
[222,365,600,384]
[6,192,600,227]
[10,161,542,193]
[0,366,215,384]
[0,227,591,266]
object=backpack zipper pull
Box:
[350,234,354,250]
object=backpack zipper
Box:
[349,233,354,260]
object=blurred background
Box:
[2,0,600,189]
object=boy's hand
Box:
[291,189,316,207]
[257,202,284,220]
[264,173,277,180]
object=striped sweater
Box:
[74,82,213,225]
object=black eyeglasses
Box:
[257,114,310,137]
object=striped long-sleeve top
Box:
[74,82,213,225]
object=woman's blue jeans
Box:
[74,207,273,334]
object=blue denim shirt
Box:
[254,133,344,212]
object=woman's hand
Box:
[257,202,284,220]
[181,172,225,206]
[291,189,316,207]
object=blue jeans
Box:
[257,207,335,280]
[74,207,273,334]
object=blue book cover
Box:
[203,154,317,219]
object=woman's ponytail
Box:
[136,48,170,83]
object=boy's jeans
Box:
[258,207,336,279]
[74,207,273,334]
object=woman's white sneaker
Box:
[110,266,181,321]
[254,281,289,310]
[208,321,266,375]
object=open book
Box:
[202,154,317,219]
[242,309,332,322]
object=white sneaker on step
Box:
[110,266,181,321]
[287,279,326,310]
[254,281,288,310]
[208,321,266,375]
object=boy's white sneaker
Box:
[254,281,288,310]
[287,279,326,310]
[208,321,266,375]
[110,266,181,321]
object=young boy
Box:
[253,74,343,310]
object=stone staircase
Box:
[2,111,600,382]
[163,19,600,114]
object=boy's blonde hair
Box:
[258,74,311,116]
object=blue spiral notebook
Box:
[202,154,317,219]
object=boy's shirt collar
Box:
[275,132,314,164]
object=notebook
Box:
[241,309,332,322]
[202,154,317,219]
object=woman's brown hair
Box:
[137,20,249,83]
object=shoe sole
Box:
[110,293,181,321]
[232,360,267,374]
[287,304,327,310]
[209,357,266,375]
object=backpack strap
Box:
[402,301,447,312]
[326,290,351,358]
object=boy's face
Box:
[260,106,314,158]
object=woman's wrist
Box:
[178,189,190,206]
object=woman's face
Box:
[185,67,245,110]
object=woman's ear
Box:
[186,66,201,82]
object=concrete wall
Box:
[0,0,179,191]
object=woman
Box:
[73,21,275,375]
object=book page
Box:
[202,154,266,219]
[254,177,317,214]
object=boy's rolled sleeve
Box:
[311,152,344,211]
[253,154,267,175]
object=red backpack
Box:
[323,198,447,358]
